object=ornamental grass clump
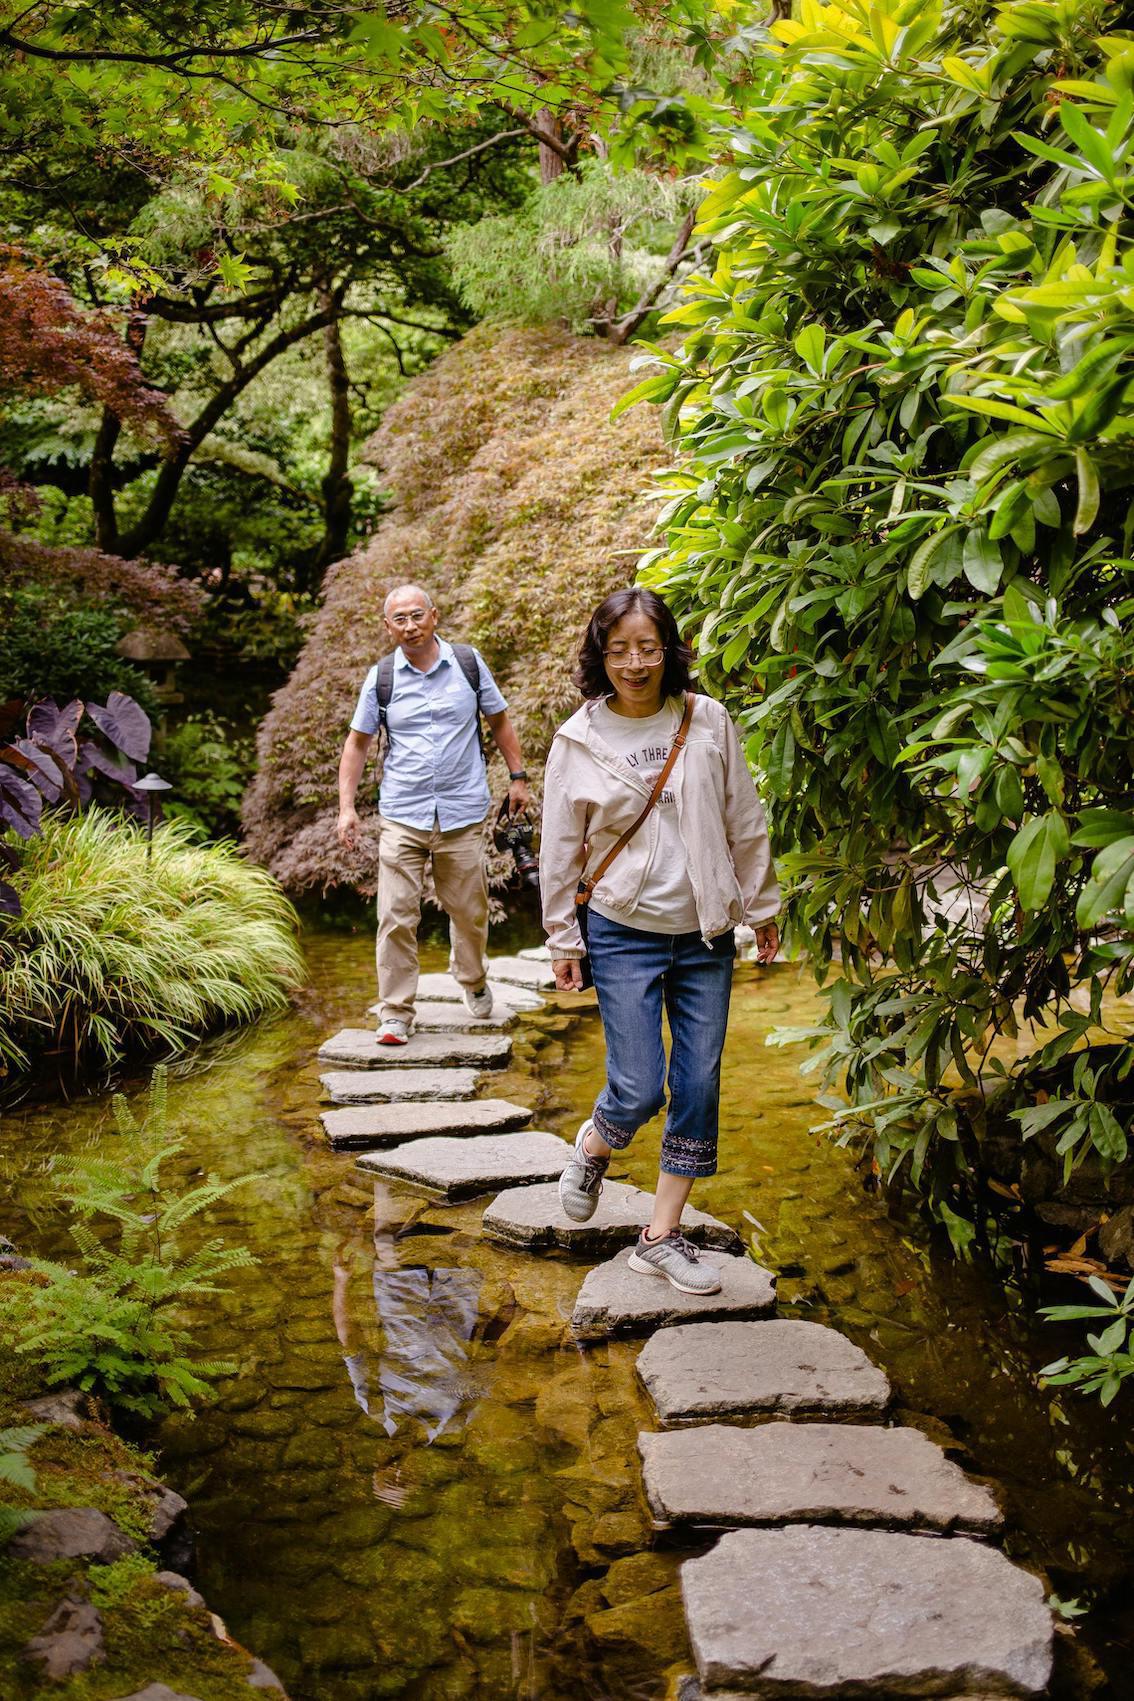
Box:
[0,810,304,1073]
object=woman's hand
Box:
[552,957,586,991]
[754,923,780,964]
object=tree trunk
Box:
[313,289,353,581]
[87,312,147,551]
[537,108,565,185]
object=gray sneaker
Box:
[628,1229,722,1294]
[558,1119,609,1222]
[464,983,494,1019]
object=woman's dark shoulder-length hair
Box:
[573,587,694,700]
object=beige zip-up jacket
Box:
[540,693,780,959]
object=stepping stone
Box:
[320,1098,532,1149]
[318,1030,512,1069]
[320,1068,481,1104]
[482,1180,740,1255]
[483,954,556,989]
[365,1000,515,1032]
[681,1526,1052,1698]
[413,973,544,1011]
[518,945,551,961]
[636,1320,890,1423]
[639,1422,1002,1536]
[357,1131,575,1200]
[572,1248,776,1339]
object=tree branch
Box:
[607,208,698,347]
[403,127,526,192]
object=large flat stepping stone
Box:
[518,945,551,961]
[413,973,544,1011]
[320,1068,481,1104]
[572,1248,776,1339]
[318,1030,512,1069]
[357,1131,574,1199]
[482,1180,740,1254]
[681,1526,1052,1698]
[482,954,555,989]
[637,1320,890,1423]
[639,1423,1001,1536]
[365,1000,515,1032]
[320,1098,532,1149]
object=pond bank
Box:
[1,922,1131,1697]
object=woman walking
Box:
[539,588,780,1293]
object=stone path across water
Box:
[637,1319,892,1424]
[320,1067,482,1104]
[316,954,1055,1700]
[681,1526,1053,1699]
[639,1421,1002,1536]
[319,1097,532,1149]
[318,1029,512,1068]
[356,1131,574,1199]
[572,1248,776,1340]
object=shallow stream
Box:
[2,922,1132,1698]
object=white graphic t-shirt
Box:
[588,699,699,934]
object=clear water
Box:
[1,923,1131,1698]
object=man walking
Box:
[337,584,531,1044]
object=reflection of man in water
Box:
[332,1190,482,1440]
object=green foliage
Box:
[0,1425,44,1544]
[0,586,155,711]
[160,714,254,839]
[446,163,691,331]
[638,0,1134,1225]
[1,1068,257,1417]
[1041,1273,1134,1406]
[0,808,305,1073]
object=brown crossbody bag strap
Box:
[575,693,695,909]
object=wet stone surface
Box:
[572,1247,776,1339]
[636,1320,891,1423]
[320,1097,533,1148]
[639,1421,1003,1535]
[400,973,545,1011]
[483,1180,742,1254]
[681,1525,1053,1698]
[317,1029,513,1068]
[356,1130,575,1199]
[319,1067,482,1104]
[474,954,556,988]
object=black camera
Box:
[494,798,540,888]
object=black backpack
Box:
[375,642,487,761]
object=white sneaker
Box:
[464,983,494,1019]
[377,1017,412,1046]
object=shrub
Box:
[1,1069,256,1417]
[637,0,1134,1238]
[0,585,155,710]
[0,809,304,1074]
[160,713,254,839]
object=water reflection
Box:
[333,1199,483,1440]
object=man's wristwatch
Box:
[508,769,528,781]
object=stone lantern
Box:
[114,628,189,707]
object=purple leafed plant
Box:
[0,692,152,915]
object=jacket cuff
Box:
[548,946,585,960]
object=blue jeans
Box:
[587,909,735,1179]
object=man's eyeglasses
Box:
[388,609,432,628]
[603,644,665,666]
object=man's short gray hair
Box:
[383,584,435,616]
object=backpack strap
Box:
[374,643,487,760]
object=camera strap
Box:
[574,692,694,910]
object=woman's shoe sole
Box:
[627,1250,722,1295]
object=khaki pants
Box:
[376,813,489,1021]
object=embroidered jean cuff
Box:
[592,1104,636,1151]
[660,1130,718,1179]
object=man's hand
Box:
[754,923,780,965]
[506,778,531,815]
[337,807,362,852]
[552,957,586,992]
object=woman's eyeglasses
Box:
[603,644,665,666]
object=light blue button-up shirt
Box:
[351,639,507,831]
